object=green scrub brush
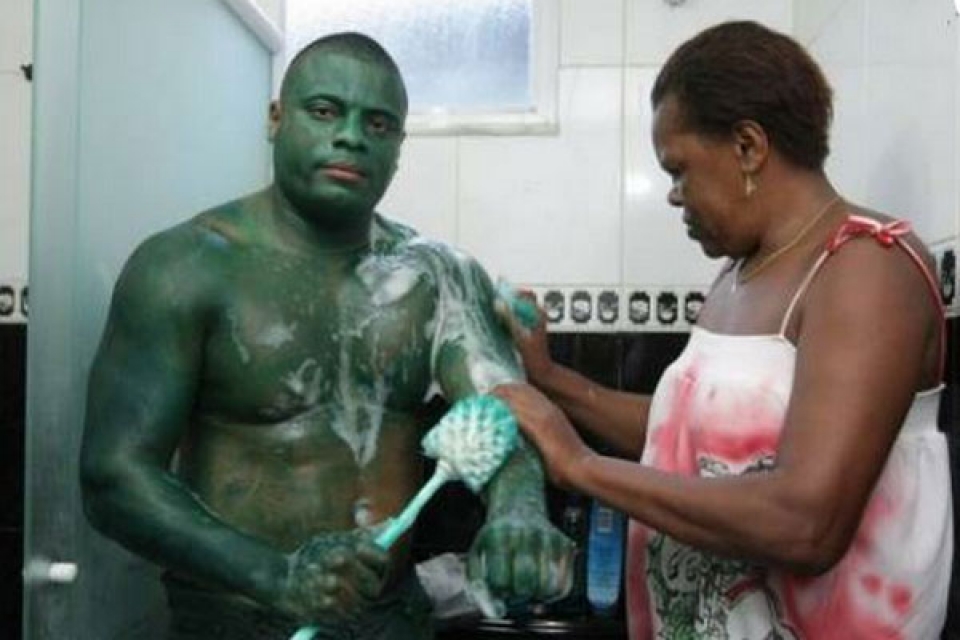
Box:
[496,279,541,331]
[291,394,519,640]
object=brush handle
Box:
[289,464,454,640]
[375,463,453,549]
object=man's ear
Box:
[268,100,281,141]
[732,119,769,174]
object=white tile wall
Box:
[624,0,793,66]
[866,0,955,66]
[560,0,625,66]
[459,68,624,285]
[0,277,28,324]
[806,0,865,66]
[0,0,32,295]
[380,137,460,244]
[792,0,848,44]
[862,0,958,243]
[810,0,868,201]
[5,0,959,332]
[0,0,32,72]
[0,72,31,282]
[621,67,721,289]
[804,0,960,246]
[861,62,957,242]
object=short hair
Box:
[651,21,833,170]
[281,32,408,111]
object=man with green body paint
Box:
[80,33,572,640]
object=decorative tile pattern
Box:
[0,278,27,324]
[520,284,707,333]
[931,239,959,318]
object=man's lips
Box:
[319,163,366,183]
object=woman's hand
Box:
[494,287,555,385]
[493,382,595,489]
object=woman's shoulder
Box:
[830,204,936,273]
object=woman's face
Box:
[651,95,752,259]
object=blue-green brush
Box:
[291,394,519,640]
[496,280,540,331]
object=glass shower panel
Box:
[25,0,272,638]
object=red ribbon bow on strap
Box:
[826,216,911,253]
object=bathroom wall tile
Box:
[0,72,31,281]
[621,67,721,290]
[0,325,26,426]
[792,0,849,45]
[820,64,869,203]
[379,137,460,245]
[806,0,866,66]
[861,63,957,242]
[526,285,626,333]
[624,0,792,66]
[0,423,24,529]
[569,333,623,388]
[0,528,22,640]
[0,325,26,531]
[865,0,956,66]
[560,0,625,67]
[0,324,23,637]
[0,278,27,325]
[857,0,958,245]
[459,68,623,285]
[0,0,31,72]
[620,332,689,394]
[806,0,867,205]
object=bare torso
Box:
[174,199,463,569]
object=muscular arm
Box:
[429,251,573,598]
[560,240,938,574]
[430,254,543,508]
[80,229,290,604]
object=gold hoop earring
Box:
[744,173,757,197]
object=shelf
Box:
[439,616,626,638]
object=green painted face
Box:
[272,51,407,230]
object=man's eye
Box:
[309,105,337,119]
[368,116,393,134]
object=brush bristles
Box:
[422,395,519,492]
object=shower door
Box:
[24,0,273,637]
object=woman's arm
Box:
[535,361,651,458]
[500,238,939,574]
[498,290,651,458]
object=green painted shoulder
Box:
[112,194,262,315]
[371,211,419,251]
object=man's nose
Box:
[333,112,367,150]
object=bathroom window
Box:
[283,0,558,134]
